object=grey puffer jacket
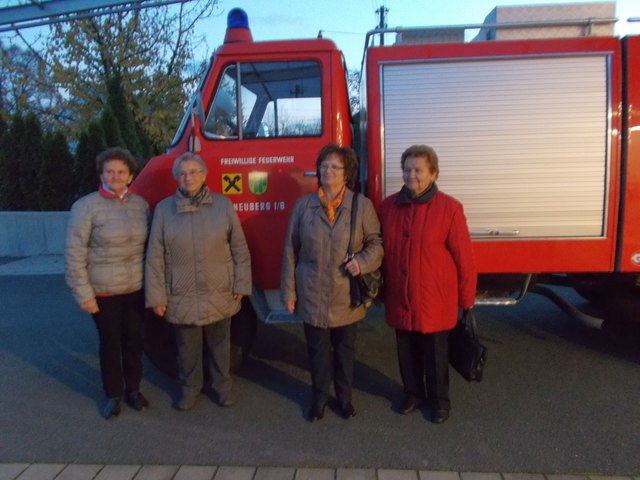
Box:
[280,188,383,328]
[145,187,252,326]
[65,190,150,305]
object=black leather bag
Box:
[448,308,487,381]
[347,194,382,309]
[348,268,383,309]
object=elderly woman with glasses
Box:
[281,143,383,422]
[145,152,251,411]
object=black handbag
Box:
[448,308,487,381]
[347,193,382,308]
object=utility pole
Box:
[375,5,388,46]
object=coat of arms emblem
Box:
[248,172,268,195]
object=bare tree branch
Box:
[1,0,220,151]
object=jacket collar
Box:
[309,187,355,227]
[310,187,355,211]
[175,185,213,212]
[396,183,438,205]
[99,183,130,203]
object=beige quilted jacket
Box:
[145,188,251,326]
[65,191,149,305]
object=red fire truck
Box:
[130,6,640,367]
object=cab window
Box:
[205,65,239,138]
[204,60,322,139]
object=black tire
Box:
[230,297,258,372]
[575,286,606,306]
[602,291,640,325]
[143,298,258,378]
[575,277,640,324]
[142,308,178,379]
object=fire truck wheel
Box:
[230,297,258,372]
[142,308,178,379]
[576,277,640,325]
[143,301,258,378]
[602,293,640,325]
[575,286,603,305]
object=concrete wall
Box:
[0,212,69,256]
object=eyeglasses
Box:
[320,165,345,172]
[178,169,204,178]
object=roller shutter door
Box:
[381,54,610,238]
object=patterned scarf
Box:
[178,184,209,206]
[318,185,346,224]
[396,182,438,205]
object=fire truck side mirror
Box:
[188,97,206,153]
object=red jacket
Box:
[380,187,477,333]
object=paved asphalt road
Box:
[0,270,639,474]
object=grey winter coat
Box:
[65,190,150,305]
[145,188,251,326]
[280,189,383,328]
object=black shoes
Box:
[400,396,426,415]
[103,392,148,418]
[125,391,149,411]
[432,409,450,424]
[101,397,121,419]
[308,400,356,421]
[308,401,327,422]
[340,402,356,419]
[398,395,449,423]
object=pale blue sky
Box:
[1,1,637,71]
[198,0,640,70]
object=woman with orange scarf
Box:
[281,144,383,422]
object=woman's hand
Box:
[153,305,167,317]
[285,300,296,313]
[233,293,243,301]
[80,298,99,314]
[343,256,362,277]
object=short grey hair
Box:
[400,144,439,179]
[172,152,208,180]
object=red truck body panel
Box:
[131,38,352,290]
[619,36,640,272]
[131,16,640,294]
[364,37,633,274]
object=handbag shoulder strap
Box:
[347,192,358,256]
[462,308,479,340]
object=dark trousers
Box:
[92,290,144,398]
[174,319,232,399]
[303,322,357,406]
[395,329,451,411]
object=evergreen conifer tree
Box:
[101,104,125,148]
[74,121,106,200]
[19,112,44,210]
[38,130,74,210]
[3,114,27,210]
[0,116,11,209]
[106,74,142,156]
